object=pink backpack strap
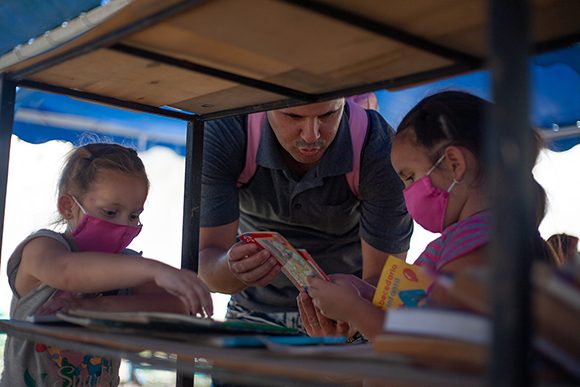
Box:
[345,99,369,199]
[238,101,369,198]
[237,112,266,187]
[347,92,378,110]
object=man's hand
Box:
[227,242,281,287]
[297,291,350,337]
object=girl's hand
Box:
[328,273,376,301]
[306,276,362,322]
[297,291,350,337]
[35,290,83,315]
[154,267,213,317]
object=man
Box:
[198,97,412,335]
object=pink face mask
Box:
[71,196,142,253]
[403,155,459,233]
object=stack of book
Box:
[371,261,580,381]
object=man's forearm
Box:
[198,247,246,294]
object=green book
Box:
[52,309,300,336]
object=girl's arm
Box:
[327,273,376,301]
[17,236,212,316]
[128,282,189,314]
[81,292,188,314]
[346,299,385,341]
[35,291,189,315]
[440,246,487,274]
[361,239,406,286]
[306,276,386,341]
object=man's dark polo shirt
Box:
[201,104,412,312]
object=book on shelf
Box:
[240,231,329,290]
[374,334,487,372]
[28,309,352,349]
[373,308,489,372]
[28,309,299,335]
[383,308,489,345]
[424,262,580,378]
[26,310,350,348]
[532,262,580,374]
[78,309,296,333]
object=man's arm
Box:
[358,112,412,286]
[361,239,406,286]
[198,221,280,294]
[198,221,244,293]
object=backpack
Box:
[237,98,370,198]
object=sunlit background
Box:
[2,136,580,320]
[1,136,579,386]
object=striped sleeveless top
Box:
[415,211,489,272]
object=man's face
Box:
[266,99,345,167]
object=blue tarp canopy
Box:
[0,0,102,56]
[12,45,579,155]
[377,45,580,152]
[14,88,188,155]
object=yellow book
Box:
[372,256,434,310]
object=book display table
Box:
[0,319,483,387]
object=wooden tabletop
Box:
[2,0,578,118]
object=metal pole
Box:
[487,0,533,385]
[0,75,16,264]
[181,117,204,272]
[177,117,204,387]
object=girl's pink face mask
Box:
[402,155,459,233]
[71,196,142,253]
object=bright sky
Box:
[1,136,579,318]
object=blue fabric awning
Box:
[14,88,188,155]
[377,45,580,152]
[0,0,102,56]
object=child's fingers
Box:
[297,292,323,335]
[336,320,350,336]
[307,276,332,289]
[193,283,213,317]
[316,310,336,335]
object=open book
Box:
[240,231,329,290]
[29,309,299,336]
[26,310,352,348]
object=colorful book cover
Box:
[240,232,329,290]
[372,256,434,310]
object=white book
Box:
[384,308,490,345]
